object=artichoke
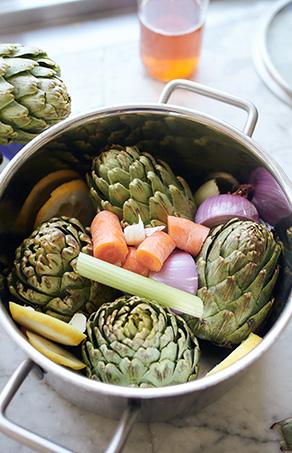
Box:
[271,417,292,452]
[8,217,116,322]
[0,43,71,145]
[187,219,281,347]
[83,295,200,387]
[87,145,196,227]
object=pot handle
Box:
[159,79,258,137]
[0,359,140,453]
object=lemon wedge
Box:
[26,331,86,370]
[17,169,80,232]
[34,179,93,228]
[206,333,262,376]
[9,302,86,346]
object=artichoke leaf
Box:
[4,57,37,77]
[107,166,130,186]
[224,300,273,345]
[129,178,152,204]
[140,153,156,173]
[177,176,194,202]
[109,182,130,207]
[169,184,195,219]
[31,66,55,78]
[9,74,40,99]
[156,161,178,187]
[0,100,30,127]
[100,200,123,219]
[123,198,150,226]
[129,159,147,181]
[149,192,174,225]
[91,174,109,198]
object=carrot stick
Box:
[167,216,210,256]
[91,211,128,265]
[136,231,175,272]
[123,247,150,276]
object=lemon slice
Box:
[17,169,80,232]
[26,331,86,370]
[9,302,86,346]
[206,333,262,376]
[34,179,93,228]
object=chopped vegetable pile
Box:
[3,144,285,387]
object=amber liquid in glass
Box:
[139,0,205,82]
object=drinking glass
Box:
[138,0,209,82]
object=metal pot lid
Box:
[254,0,292,107]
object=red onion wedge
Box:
[149,250,198,295]
[195,194,259,227]
[249,167,291,225]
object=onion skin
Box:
[149,250,198,295]
[250,167,291,225]
[144,226,165,236]
[193,179,220,207]
[193,172,238,207]
[195,194,259,227]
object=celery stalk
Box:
[77,253,203,318]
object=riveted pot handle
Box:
[159,79,258,137]
[0,359,140,453]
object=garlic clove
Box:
[69,313,87,333]
[124,215,145,246]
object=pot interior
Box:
[0,108,291,377]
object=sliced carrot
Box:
[123,247,150,277]
[167,216,210,256]
[136,231,175,272]
[91,211,128,265]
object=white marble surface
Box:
[0,1,292,452]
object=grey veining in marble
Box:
[0,1,291,452]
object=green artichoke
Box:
[188,218,281,347]
[271,418,292,452]
[0,43,71,145]
[83,295,200,387]
[8,217,116,321]
[87,145,196,227]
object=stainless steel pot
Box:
[0,80,291,453]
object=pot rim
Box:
[0,102,291,399]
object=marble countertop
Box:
[0,1,292,452]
